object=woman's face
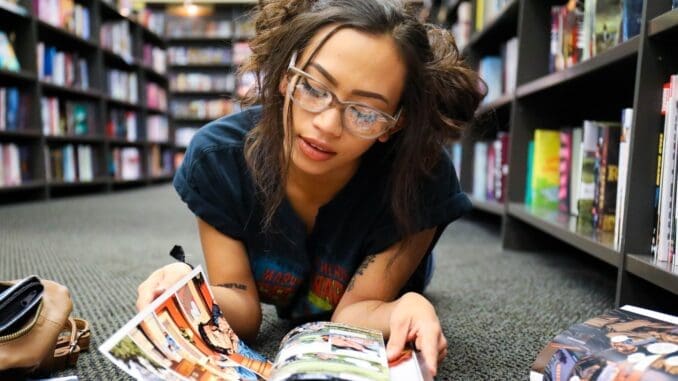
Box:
[282,26,407,179]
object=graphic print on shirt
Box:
[252,259,303,306]
[306,259,351,313]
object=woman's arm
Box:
[197,217,262,342]
[331,227,446,376]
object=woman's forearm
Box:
[211,285,262,341]
[331,298,399,339]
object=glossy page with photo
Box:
[530,305,678,381]
[99,266,428,381]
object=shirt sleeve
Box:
[362,153,472,255]
[173,141,249,241]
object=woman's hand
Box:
[136,262,193,311]
[386,292,447,377]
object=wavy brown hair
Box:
[240,0,483,239]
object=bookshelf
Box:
[0,0,172,202]
[453,0,678,313]
[154,2,254,165]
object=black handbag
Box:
[0,275,44,336]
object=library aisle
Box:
[0,185,617,380]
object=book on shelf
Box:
[530,305,678,381]
[0,30,20,72]
[100,266,430,381]
[0,143,30,187]
[592,121,621,232]
[592,0,622,56]
[569,128,583,216]
[614,108,633,248]
[576,121,600,221]
[654,75,678,263]
[559,129,574,214]
[531,129,561,210]
[525,140,535,205]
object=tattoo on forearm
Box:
[346,254,377,292]
[215,283,248,291]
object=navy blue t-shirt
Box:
[174,106,471,321]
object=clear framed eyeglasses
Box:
[286,52,402,140]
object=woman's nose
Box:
[312,106,343,138]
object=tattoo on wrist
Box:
[346,254,376,292]
[216,283,248,291]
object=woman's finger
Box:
[386,316,411,360]
[417,327,440,376]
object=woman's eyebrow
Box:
[309,62,389,105]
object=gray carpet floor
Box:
[0,185,617,380]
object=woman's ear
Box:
[279,75,289,96]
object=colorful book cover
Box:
[615,109,633,248]
[570,128,583,216]
[593,0,622,56]
[525,140,535,206]
[577,121,600,222]
[621,0,643,41]
[559,128,573,214]
[531,129,561,210]
[595,122,622,232]
[0,30,20,72]
[530,305,678,381]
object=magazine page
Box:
[270,321,390,381]
[99,266,273,381]
[531,306,678,381]
[387,344,431,381]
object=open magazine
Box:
[99,266,430,381]
[530,305,678,381]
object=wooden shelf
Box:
[107,138,145,146]
[45,135,106,144]
[106,97,143,110]
[168,63,232,70]
[517,37,639,99]
[469,196,504,216]
[172,118,215,124]
[0,130,41,139]
[150,174,173,182]
[476,92,514,116]
[102,48,138,68]
[0,180,46,193]
[142,66,168,82]
[626,254,678,295]
[170,90,232,97]
[507,202,619,267]
[146,106,168,114]
[48,178,109,188]
[36,20,97,50]
[648,8,678,38]
[40,82,103,99]
[0,69,36,84]
[167,36,233,44]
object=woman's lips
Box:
[298,136,336,161]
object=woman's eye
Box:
[302,79,327,98]
[350,107,378,125]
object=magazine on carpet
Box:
[530,305,678,381]
[99,266,430,381]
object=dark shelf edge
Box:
[517,37,639,98]
[507,202,620,267]
[0,181,46,193]
[476,92,514,116]
[648,8,678,37]
[0,130,42,139]
[469,195,505,216]
[40,82,103,99]
[45,135,106,144]
[0,69,36,82]
[48,178,110,188]
[36,20,97,49]
[626,254,678,294]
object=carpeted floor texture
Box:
[0,185,617,380]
